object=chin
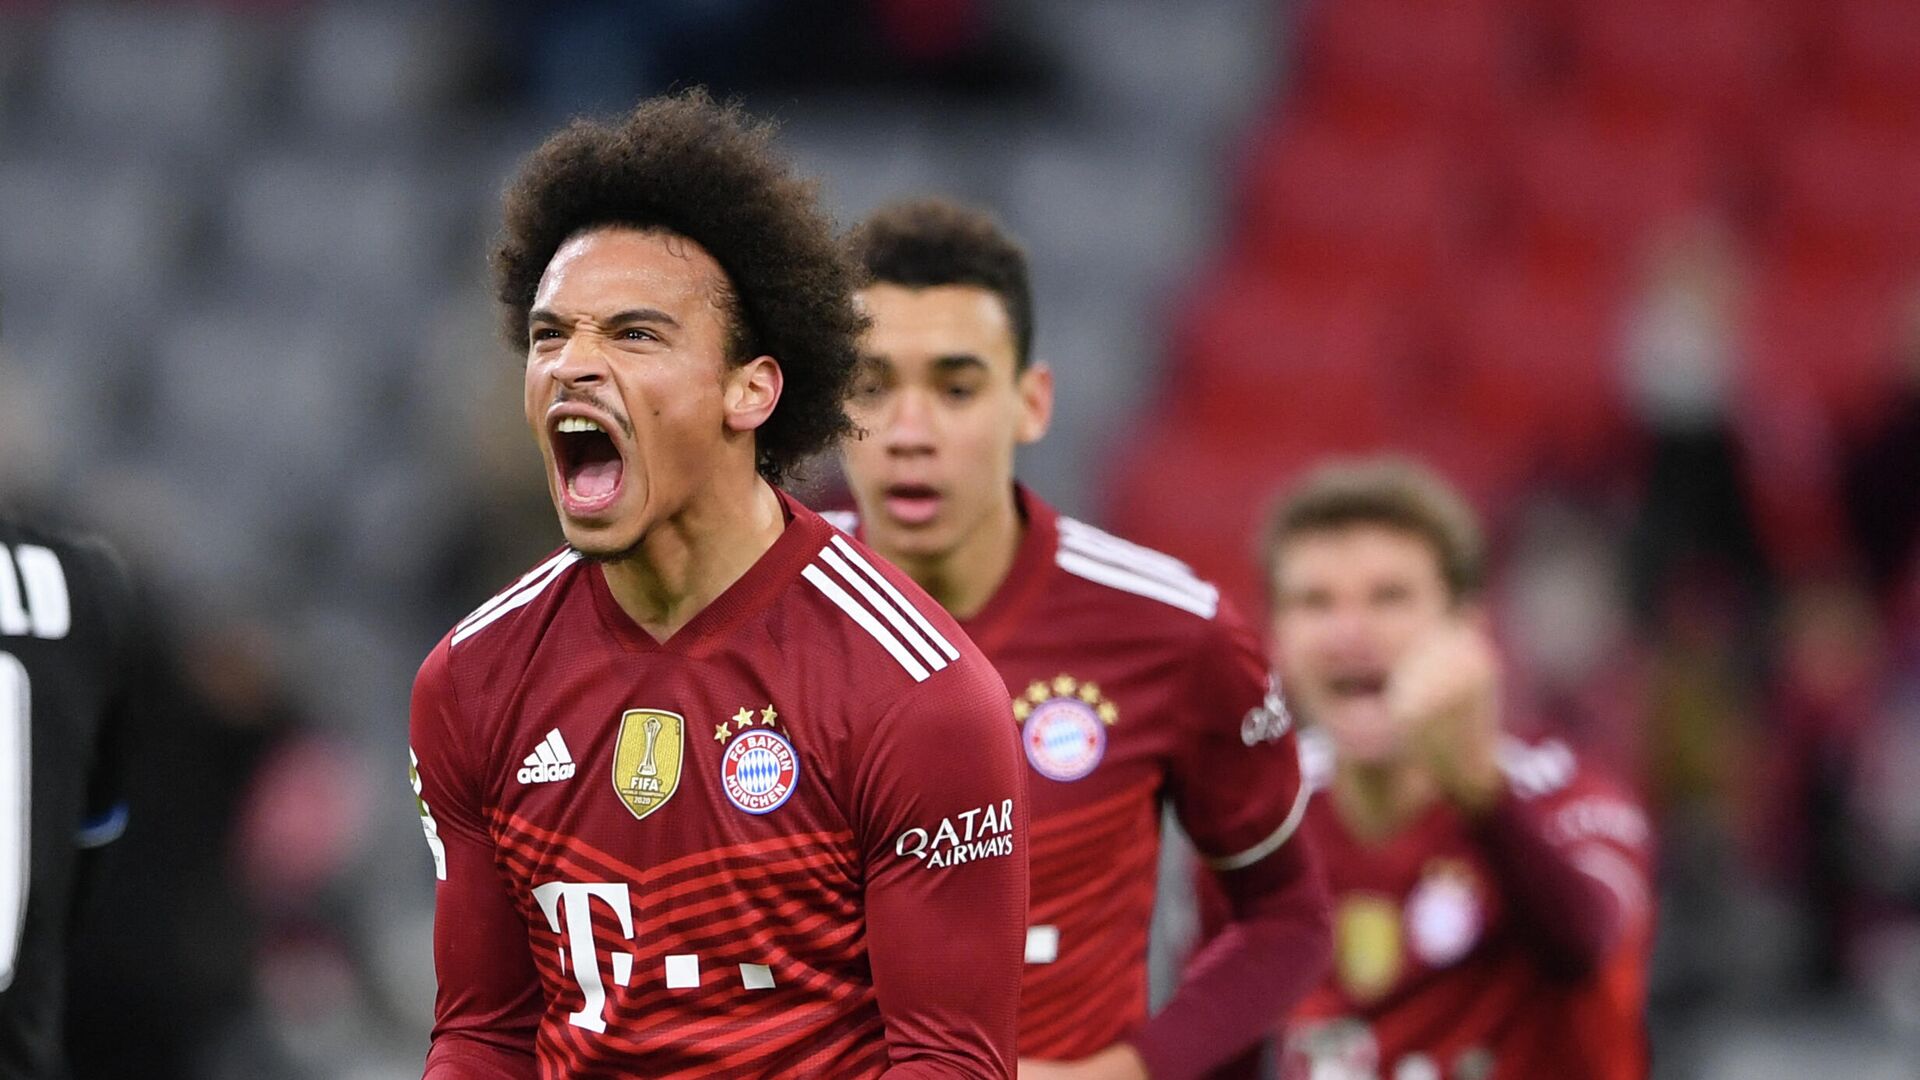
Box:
[555,512,648,563]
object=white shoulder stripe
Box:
[1202,774,1313,871]
[802,563,931,682]
[819,548,950,674]
[1058,517,1200,584]
[1058,533,1220,608]
[452,551,582,647]
[829,534,960,661]
[1056,549,1219,619]
[819,510,859,534]
[457,549,574,633]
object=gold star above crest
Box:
[1012,700,1033,722]
[1078,682,1102,704]
[1098,702,1119,725]
[760,705,779,727]
[713,722,731,742]
[1025,681,1050,703]
[1052,674,1078,696]
[733,707,754,727]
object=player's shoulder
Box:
[434,545,588,666]
[1048,513,1225,625]
[1497,734,1638,805]
[785,521,997,703]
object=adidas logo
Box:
[518,729,577,784]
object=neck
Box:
[599,470,784,642]
[889,490,1024,621]
[1332,758,1441,844]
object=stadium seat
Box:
[1744,261,1903,429]
[1565,0,1788,129]
[1761,115,1920,273]
[1166,263,1404,445]
[1236,117,1475,287]
[1499,109,1719,275]
[1817,0,1920,128]
[38,4,260,146]
[1294,0,1512,136]
[1434,256,1630,484]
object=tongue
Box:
[570,457,622,500]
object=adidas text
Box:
[518,761,577,784]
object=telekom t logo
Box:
[530,880,780,1033]
[532,881,634,1033]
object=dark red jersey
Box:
[1282,733,1654,1080]
[408,491,1028,1080]
[827,489,1325,1078]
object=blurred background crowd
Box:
[1,1,1917,1077]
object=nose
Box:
[881,387,936,457]
[548,332,610,389]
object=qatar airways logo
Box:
[894,799,1016,869]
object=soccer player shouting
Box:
[1259,460,1653,1080]
[408,94,1027,1079]
[834,199,1330,1080]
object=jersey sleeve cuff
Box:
[1198,778,1311,872]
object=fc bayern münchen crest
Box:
[721,728,799,814]
[1014,675,1118,783]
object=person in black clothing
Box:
[0,514,140,1080]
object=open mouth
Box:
[551,415,625,516]
[883,483,942,526]
[1327,673,1389,700]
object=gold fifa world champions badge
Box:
[614,709,685,821]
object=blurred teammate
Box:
[1259,459,1653,1080]
[834,199,1330,1080]
[0,512,139,1079]
[408,93,1027,1079]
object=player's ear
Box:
[1015,360,1054,445]
[724,355,783,433]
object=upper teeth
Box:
[556,417,604,434]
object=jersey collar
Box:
[586,486,829,657]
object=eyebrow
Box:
[931,354,989,373]
[525,307,682,329]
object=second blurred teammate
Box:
[832,199,1331,1080]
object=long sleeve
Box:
[853,668,1029,1079]
[1135,834,1330,1080]
[411,641,542,1080]
[1137,610,1331,1080]
[1470,773,1655,980]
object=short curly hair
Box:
[847,198,1034,370]
[493,89,864,485]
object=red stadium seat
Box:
[1436,257,1630,483]
[1236,117,1477,287]
[1500,110,1719,274]
[1168,263,1405,446]
[1744,261,1903,429]
[1566,0,1789,129]
[1762,116,1920,272]
[1294,0,1513,136]
[1819,0,1920,127]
